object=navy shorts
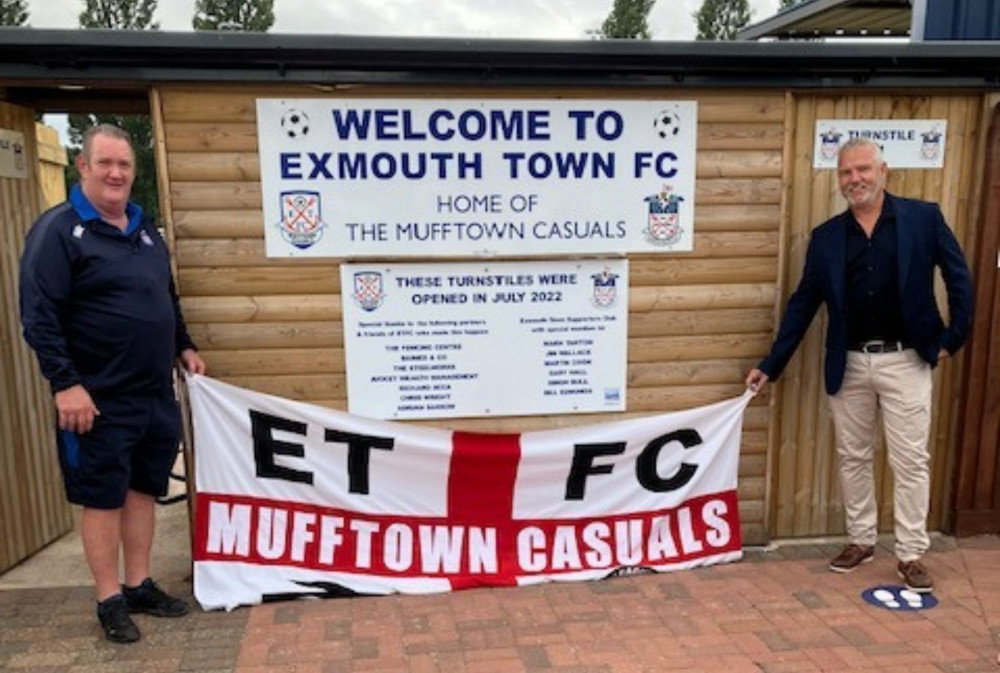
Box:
[57,394,181,509]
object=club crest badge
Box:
[278,191,326,250]
[643,186,685,246]
[352,271,385,312]
[920,128,942,160]
[591,267,619,307]
[819,128,843,160]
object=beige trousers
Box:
[827,349,933,562]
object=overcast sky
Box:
[30,0,784,141]
[27,0,783,41]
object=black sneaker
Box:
[123,578,189,617]
[97,594,140,643]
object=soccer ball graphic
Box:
[653,108,682,139]
[281,109,310,139]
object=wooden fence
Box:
[0,86,990,575]
[153,85,988,544]
[35,122,68,213]
[0,104,73,573]
[953,97,1000,536]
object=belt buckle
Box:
[862,340,901,353]
[862,340,885,353]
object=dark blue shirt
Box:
[845,198,906,346]
[19,185,196,397]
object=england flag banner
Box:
[189,375,752,611]
[257,98,697,258]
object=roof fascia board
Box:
[1,29,1000,89]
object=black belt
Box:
[849,340,908,354]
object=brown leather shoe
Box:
[829,544,875,573]
[897,560,933,593]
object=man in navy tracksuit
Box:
[20,124,206,643]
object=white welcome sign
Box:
[257,99,698,257]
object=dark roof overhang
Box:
[1,28,999,110]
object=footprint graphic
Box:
[899,589,923,608]
[873,588,900,608]
[863,585,938,611]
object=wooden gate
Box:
[953,100,1000,536]
[0,102,74,573]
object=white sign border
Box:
[256,98,698,258]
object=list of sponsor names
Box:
[341,260,628,420]
[359,318,487,415]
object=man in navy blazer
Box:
[746,137,973,593]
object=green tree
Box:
[599,0,655,39]
[78,0,158,29]
[0,0,29,26]
[694,0,750,40]
[69,0,160,222]
[192,0,274,31]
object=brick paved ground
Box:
[1,532,998,672]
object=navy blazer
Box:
[758,193,974,395]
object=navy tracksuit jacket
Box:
[19,185,196,398]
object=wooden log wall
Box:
[0,104,73,573]
[769,94,984,539]
[156,85,781,545]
